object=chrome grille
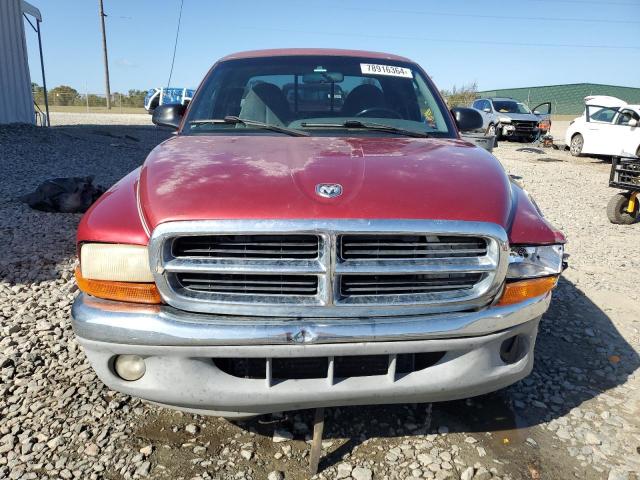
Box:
[340,234,487,260]
[511,120,538,133]
[173,234,319,259]
[149,220,508,317]
[340,273,485,296]
[177,273,318,296]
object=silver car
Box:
[472,97,551,141]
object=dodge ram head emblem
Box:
[315,183,343,198]
[291,329,317,344]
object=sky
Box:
[25,0,640,95]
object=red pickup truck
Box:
[72,49,565,419]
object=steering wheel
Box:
[354,107,402,119]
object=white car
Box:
[565,96,640,158]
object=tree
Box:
[126,89,146,107]
[440,82,478,108]
[87,94,106,107]
[32,82,45,106]
[49,85,80,106]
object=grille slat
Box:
[340,234,487,260]
[344,248,487,257]
[343,241,483,247]
[180,248,318,255]
[173,234,319,259]
[181,277,317,286]
[177,273,319,296]
[341,273,484,296]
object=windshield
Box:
[493,101,531,114]
[184,56,455,137]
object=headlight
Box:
[507,245,564,279]
[498,117,512,123]
[495,244,564,306]
[76,243,160,304]
[80,243,153,282]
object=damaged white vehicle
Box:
[566,96,640,157]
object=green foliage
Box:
[87,94,106,107]
[33,85,148,109]
[125,89,146,107]
[32,83,45,105]
[49,85,80,106]
[441,82,478,108]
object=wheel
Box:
[606,192,639,225]
[570,133,583,156]
[487,123,496,136]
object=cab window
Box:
[588,106,618,123]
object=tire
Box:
[486,123,499,146]
[606,192,639,225]
[570,133,584,156]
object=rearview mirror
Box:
[152,103,187,129]
[451,107,483,132]
[302,72,344,84]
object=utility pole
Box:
[98,0,111,109]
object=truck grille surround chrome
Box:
[149,220,509,317]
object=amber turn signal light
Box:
[497,276,558,306]
[75,267,162,304]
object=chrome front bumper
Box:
[72,293,549,346]
[72,293,550,416]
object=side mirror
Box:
[152,103,187,129]
[483,107,491,113]
[451,107,484,132]
[629,118,638,127]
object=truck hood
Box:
[139,135,513,229]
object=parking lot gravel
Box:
[0,113,638,480]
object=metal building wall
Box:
[0,0,35,124]
[478,83,640,116]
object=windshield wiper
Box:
[189,116,309,137]
[300,120,431,138]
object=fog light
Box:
[114,355,146,381]
[500,336,526,364]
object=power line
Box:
[523,0,638,6]
[166,0,184,88]
[235,26,640,51]
[330,5,639,25]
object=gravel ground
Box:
[48,112,153,127]
[0,113,638,480]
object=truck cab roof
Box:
[219,48,414,63]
